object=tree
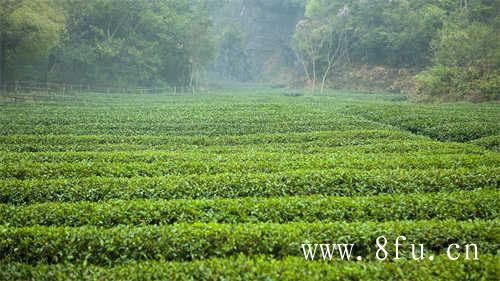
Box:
[292,19,324,92]
[214,27,252,81]
[49,0,215,88]
[292,1,352,93]
[318,5,352,93]
[415,18,500,101]
[185,0,216,92]
[0,0,64,88]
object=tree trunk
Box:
[189,61,195,94]
[300,61,311,89]
[321,51,337,94]
[0,31,6,92]
[321,63,332,94]
[311,59,316,93]
[296,52,312,90]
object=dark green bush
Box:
[415,21,500,102]
[1,189,496,227]
[470,135,500,152]
[415,66,500,102]
[1,167,497,204]
[1,254,497,281]
[0,220,497,265]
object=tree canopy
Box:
[291,0,499,100]
[1,0,498,101]
[0,0,65,85]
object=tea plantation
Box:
[0,91,498,280]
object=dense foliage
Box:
[1,0,214,88]
[291,0,499,100]
[1,0,498,100]
[1,255,498,281]
[0,0,65,85]
[0,220,497,264]
[415,17,500,101]
[1,189,496,226]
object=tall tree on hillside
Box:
[0,0,64,88]
[292,1,353,93]
[186,0,215,92]
[292,19,323,92]
[52,0,215,87]
[318,4,352,93]
[416,17,500,101]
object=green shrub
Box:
[415,66,500,102]
[0,150,497,180]
[470,135,500,152]
[347,103,500,142]
[1,254,497,281]
[0,220,497,265]
[1,189,496,227]
[415,21,500,102]
[1,168,497,204]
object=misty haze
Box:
[0,1,498,280]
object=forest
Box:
[1,0,498,101]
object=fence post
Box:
[15,81,18,93]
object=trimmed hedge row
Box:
[0,140,489,161]
[2,140,485,155]
[0,220,497,265]
[1,136,486,155]
[1,168,497,204]
[0,115,384,136]
[1,152,497,179]
[0,130,418,151]
[1,189,497,226]
[347,103,500,142]
[1,254,497,281]
[470,135,500,152]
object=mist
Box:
[0,1,499,279]
[1,0,497,101]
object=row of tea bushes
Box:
[2,168,497,204]
[0,220,497,265]
[0,130,419,151]
[0,115,385,136]
[1,152,497,179]
[470,135,500,152]
[0,140,489,162]
[1,189,496,226]
[1,254,497,281]
[346,103,500,142]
